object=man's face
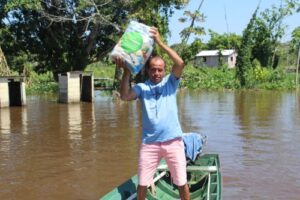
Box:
[148,58,165,84]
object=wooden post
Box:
[0,76,26,107]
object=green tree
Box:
[206,30,241,50]
[253,5,291,68]
[290,26,300,67]
[285,0,300,12]
[1,0,188,77]
[290,26,300,52]
[171,38,205,64]
[178,0,205,44]
[251,18,273,67]
[235,7,259,87]
[174,0,205,63]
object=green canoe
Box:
[100,154,222,200]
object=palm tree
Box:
[178,0,206,44]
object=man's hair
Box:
[146,56,165,70]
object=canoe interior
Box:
[100,154,221,200]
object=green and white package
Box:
[110,21,154,74]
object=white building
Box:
[194,49,237,68]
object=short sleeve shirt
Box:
[133,73,183,144]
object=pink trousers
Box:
[138,138,187,186]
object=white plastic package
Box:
[110,21,154,75]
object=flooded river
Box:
[0,90,300,199]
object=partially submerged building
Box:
[58,71,94,103]
[0,76,26,108]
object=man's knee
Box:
[178,183,188,191]
[137,185,147,190]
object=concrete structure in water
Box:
[0,76,26,108]
[58,71,94,103]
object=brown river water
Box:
[0,90,300,200]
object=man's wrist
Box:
[123,67,131,76]
[155,39,164,47]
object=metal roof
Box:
[196,49,236,57]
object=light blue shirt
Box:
[133,73,183,144]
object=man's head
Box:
[147,56,166,84]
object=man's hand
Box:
[115,57,130,74]
[150,27,162,45]
[115,57,137,101]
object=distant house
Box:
[194,49,237,68]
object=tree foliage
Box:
[290,26,300,67]
[179,10,205,43]
[206,30,241,50]
[285,0,300,12]
[171,39,205,64]
[236,1,295,87]
[235,7,259,87]
[178,0,205,43]
[0,0,188,77]
[290,26,300,52]
[174,0,205,63]
[251,18,273,67]
[252,5,291,68]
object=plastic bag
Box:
[110,21,154,75]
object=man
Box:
[116,27,190,200]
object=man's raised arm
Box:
[115,58,137,101]
[150,27,185,78]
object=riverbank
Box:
[25,64,299,94]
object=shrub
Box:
[26,71,58,94]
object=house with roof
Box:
[194,49,237,68]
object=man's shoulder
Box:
[136,80,149,87]
[133,81,149,92]
[166,73,180,84]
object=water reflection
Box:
[0,108,10,136]
[81,102,96,139]
[67,103,82,140]
[21,107,28,135]
[0,107,28,151]
[177,89,300,199]
[231,90,300,199]
[0,108,11,153]
[61,102,97,141]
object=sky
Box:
[167,0,300,45]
